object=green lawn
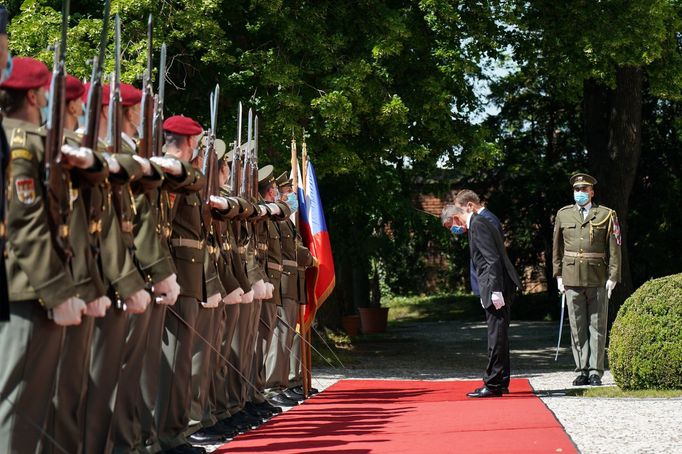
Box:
[568,387,682,398]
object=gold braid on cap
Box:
[589,209,614,243]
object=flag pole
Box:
[301,133,312,396]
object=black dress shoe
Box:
[501,387,510,394]
[291,385,319,396]
[269,393,300,407]
[231,410,263,429]
[467,386,503,398]
[255,400,283,414]
[588,374,602,386]
[283,388,306,401]
[219,416,249,434]
[245,402,273,419]
[211,420,239,439]
[164,444,207,454]
[187,429,224,444]
[572,374,589,386]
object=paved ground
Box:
[215,319,682,453]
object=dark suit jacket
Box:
[470,208,503,296]
[468,213,522,309]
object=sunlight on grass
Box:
[569,387,682,398]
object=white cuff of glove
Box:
[606,279,617,299]
[61,144,95,169]
[202,293,222,308]
[132,155,153,176]
[557,276,565,293]
[85,296,111,318]
[153,274,180,306]
[266,203,281,216]
[252,279,267,300]
[264,282,275,299]
[240,289,255,304]
[209,195,229,211]
[125,290,151,314]
[491,291,505,310]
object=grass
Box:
[567,386,682,398]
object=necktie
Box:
[580,207,586,220]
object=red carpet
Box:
[217,379,578,454]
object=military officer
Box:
[553,173,621,386]
[0,56,88,454]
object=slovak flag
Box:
[297,160,335,328]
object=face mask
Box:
[0,54,12,84]
[574,191,589,206]
[40,106,49,125]
[135,123,143,139]
[450,225,466,235]
[77,114,86,130]
[285,192,298,213]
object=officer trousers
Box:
[156,296,199,450]
[265,298,299,392]
[212,303,240,421]
[139,303,168,454]
[0,302,64,454]
[483,302,511,391]
[288,306,304,389]
[83,307,128,454]
[254,300,279,403]
[565,286,608,377]
[111,305,155,454]
[187,305,218,435]
[226,301,254,415]
[45,317,95,454]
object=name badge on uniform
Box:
[168,193,176,209]
[15,178,36,205]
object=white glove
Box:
[152,273,180,306]
[85,296,111,318]
[132,155,153,176]
[241,289,254,304]
[202,293,222,308]
[209,195,228,211]
[52,297,87,326]
[125,289,151,314]
[150,156,183,176]
[252,279,267,300]
[266,203,281,216]
[264,282,274,299]
[223,288,244,305]
[61,144,95,169]
[257,205,268,217]
[557,276,565,293]
[102,152,121,174]
[606,279,617,299]
[491,291,505,310]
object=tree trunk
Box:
[583,67,643,311]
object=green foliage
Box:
[610,274,682,390]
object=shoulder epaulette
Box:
[9,127,26,149]
[558,204,574,212]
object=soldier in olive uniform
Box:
[553,173,621,386]
[0,56,88,454]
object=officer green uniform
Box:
[288,240,315,390]
[553,173,621,382]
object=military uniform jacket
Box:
[552,203,622,287]
[296,240,314,305]
[212,188,248,295]
[279,219,298,301]
[3,117,77,308]
[263,201,291,306]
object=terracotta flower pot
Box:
[341,315,361,337]
[358,307,389,334]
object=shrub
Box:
[610,273,682,390]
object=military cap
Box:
[163,115,203,136]
[570,173,597,188]
[276,171,292,188]
[225,149,235,163]
[82,83,110,105]
[119,83,142,107]
[258,164,275,192]
[214,139,228,162]
[64,75,85,101]
[0,57,50,90]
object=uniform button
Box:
[580,260,583,264]
[580,237,584,240]
[191,258,195,263]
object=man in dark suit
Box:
[442,204,522,397]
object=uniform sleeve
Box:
[134,161,164,194]
[110,153,143,185]
[296,242,314,268]
[204,246,225,298]
[608,211,622,283]
[132,191,175,285]
[552,212,564,278]
[7,148,77,308]
[69,194,107,302]
[73,152,108,187]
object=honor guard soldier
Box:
[553,173,622,387]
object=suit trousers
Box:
[212,303,240,421]
[244,299,263,404]
[186,306,218,435]
[253,300,278,403]
[156,296,199,450]
[565,286,608,377]
[139,304,167,454]
[44,317,95,454]
[0,302,64,454]
[83,307,128,454]
[265,298,299,392]
[226,299,259,415]
[483,303,511,390]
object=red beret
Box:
[81,82,110,106]
[65,75,85,102]
[163,115,203,136]
[120,83,142,107]
[0,57,50,90]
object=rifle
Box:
[239,108,253,201]
[152,43,166,158]
[138,14,153,159]
[229,102,242,198]
[44,0,72,260]
[0,5,10,319]
[201,84,220,233]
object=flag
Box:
[297,160,335,329]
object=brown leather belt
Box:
[170,238,204,249]
[282,259,298,268]
[564,251,605,259]
[267,262,283,272]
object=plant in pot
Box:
[358,260,389,334]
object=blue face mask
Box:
[285,192,298,213]
[40,106,49,126]
[574,191,589,206]
[450,225,466,235]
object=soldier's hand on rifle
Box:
[256,205,268,218]
[491,292,505,310]
[52,297,87,326]
[605,279,616,299]
[264,282,274,299]
[201,293,221,308]
[132,155,153,176]
[241,289,254,304]
[209,195,228,211]
[223,287,244,305]
[556,276,565,294]
[85,296,111,317]
[103,152,121,174]
[265,203,281,216]
[125,289,151,314]
[153,273,180,305]
[252,279,267,300]
[150,156,182,176]
[61,144,95,170]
